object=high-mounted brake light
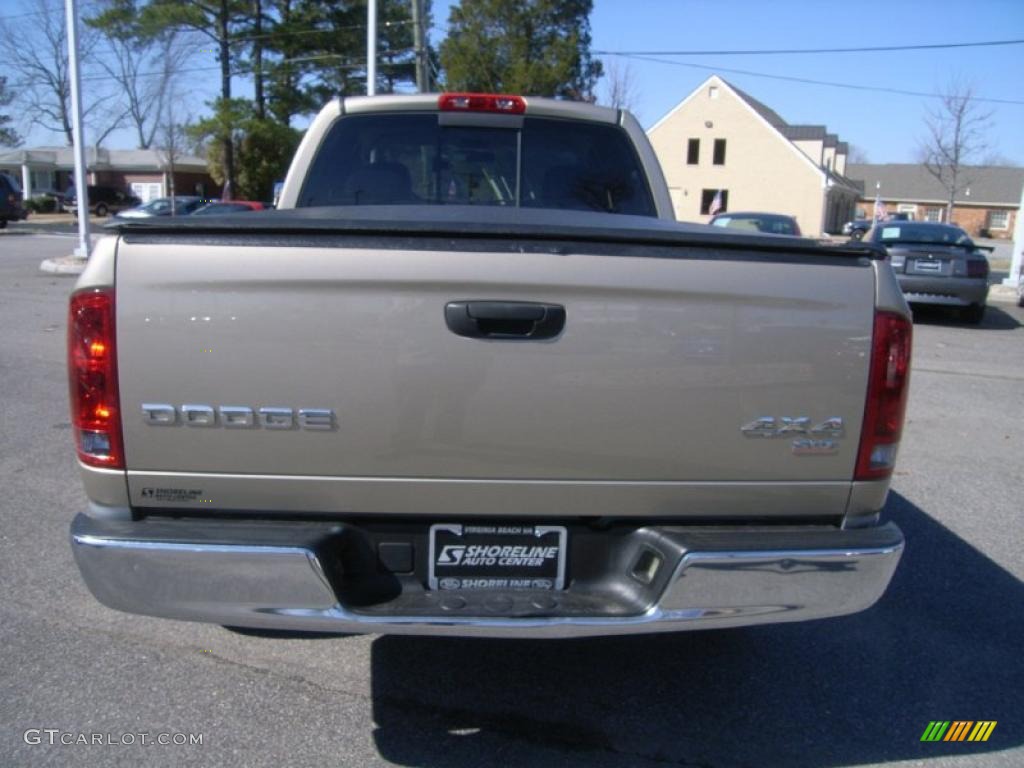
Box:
[68,288,124,469]
[855,311,912,481]
[438,92,526,115]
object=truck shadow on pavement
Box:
[910,303,1020,330]
[369,493,1021,767]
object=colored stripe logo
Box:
[921,721,997,742]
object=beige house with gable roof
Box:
[647,75,861,236]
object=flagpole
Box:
[66,0,91,259]
[366,0,377,96]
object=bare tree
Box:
[155,88,189,216]
[848,144,870,164]
[88,9,198,149]
[980,151,1019,168]
[0,0,122,145]
[919,80,993,223]
[0,76,20,147]
[600,57,640,115]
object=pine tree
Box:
[439,0,601,100]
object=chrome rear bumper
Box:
[71,514,903,638]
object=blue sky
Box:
[6,0,1024,166]
[575,0,1024,165]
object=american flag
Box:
[709,190,723,216]
[873,193,886,221]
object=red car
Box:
[191,201,266,215]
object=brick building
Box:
[0,146,220,203]
[847,163,1023,239]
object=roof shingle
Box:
[846,163,1024,205]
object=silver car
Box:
[867,221,990,324]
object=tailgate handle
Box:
[445,301,565,340]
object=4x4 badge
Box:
[741,416,844,438]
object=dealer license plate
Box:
[428,524,567,591]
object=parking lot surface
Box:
[2,235,1021,767]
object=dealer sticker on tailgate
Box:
[428,524,567,591]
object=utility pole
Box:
[65,0,91,259]
[366,0,377,96]
[411,0,428,93]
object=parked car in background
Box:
[65,185,141,217]
[844,212,913,241]
[867,221,990,323]
[191,201,265,215]
[843,218,872,240]
[0,172,28,228]
[709,211,801,236]
[111,196,205,219]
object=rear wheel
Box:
[94,203,109,217]
[0,218,7,229]
[850,230,864,241]
[962,303,985,324]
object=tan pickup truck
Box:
[68,93,910,638]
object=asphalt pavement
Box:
[1,235,1021,767]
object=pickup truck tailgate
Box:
[115,228,875,518]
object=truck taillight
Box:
[438,92,526,114]
[68,288,124,468]
[855,311,912,480]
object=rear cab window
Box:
[298,113,656,216]
[873,223,972,246]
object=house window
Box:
[897,203,917,219]
[708,86,719,99]
[131,182,163,203]
[686,139,700,165]
[713,139,727,165]
[31,169,54,192]
[700,189,728,215]
[988,210,1009,230]
[924,207,942,222]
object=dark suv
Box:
[65,185,141,217]
[0,172,28,229]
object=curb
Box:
[988,284,1019,305]
[40,256,88,276]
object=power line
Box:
[185,18,415,46]
[612,54,1024,106]
[595,38,1024,57]
[4,49,416,91]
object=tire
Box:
[94,203,109,217]
[850,230,864,241]
[962,303,985,325]
[0,218,7,229]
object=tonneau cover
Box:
[108,204,883,260]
